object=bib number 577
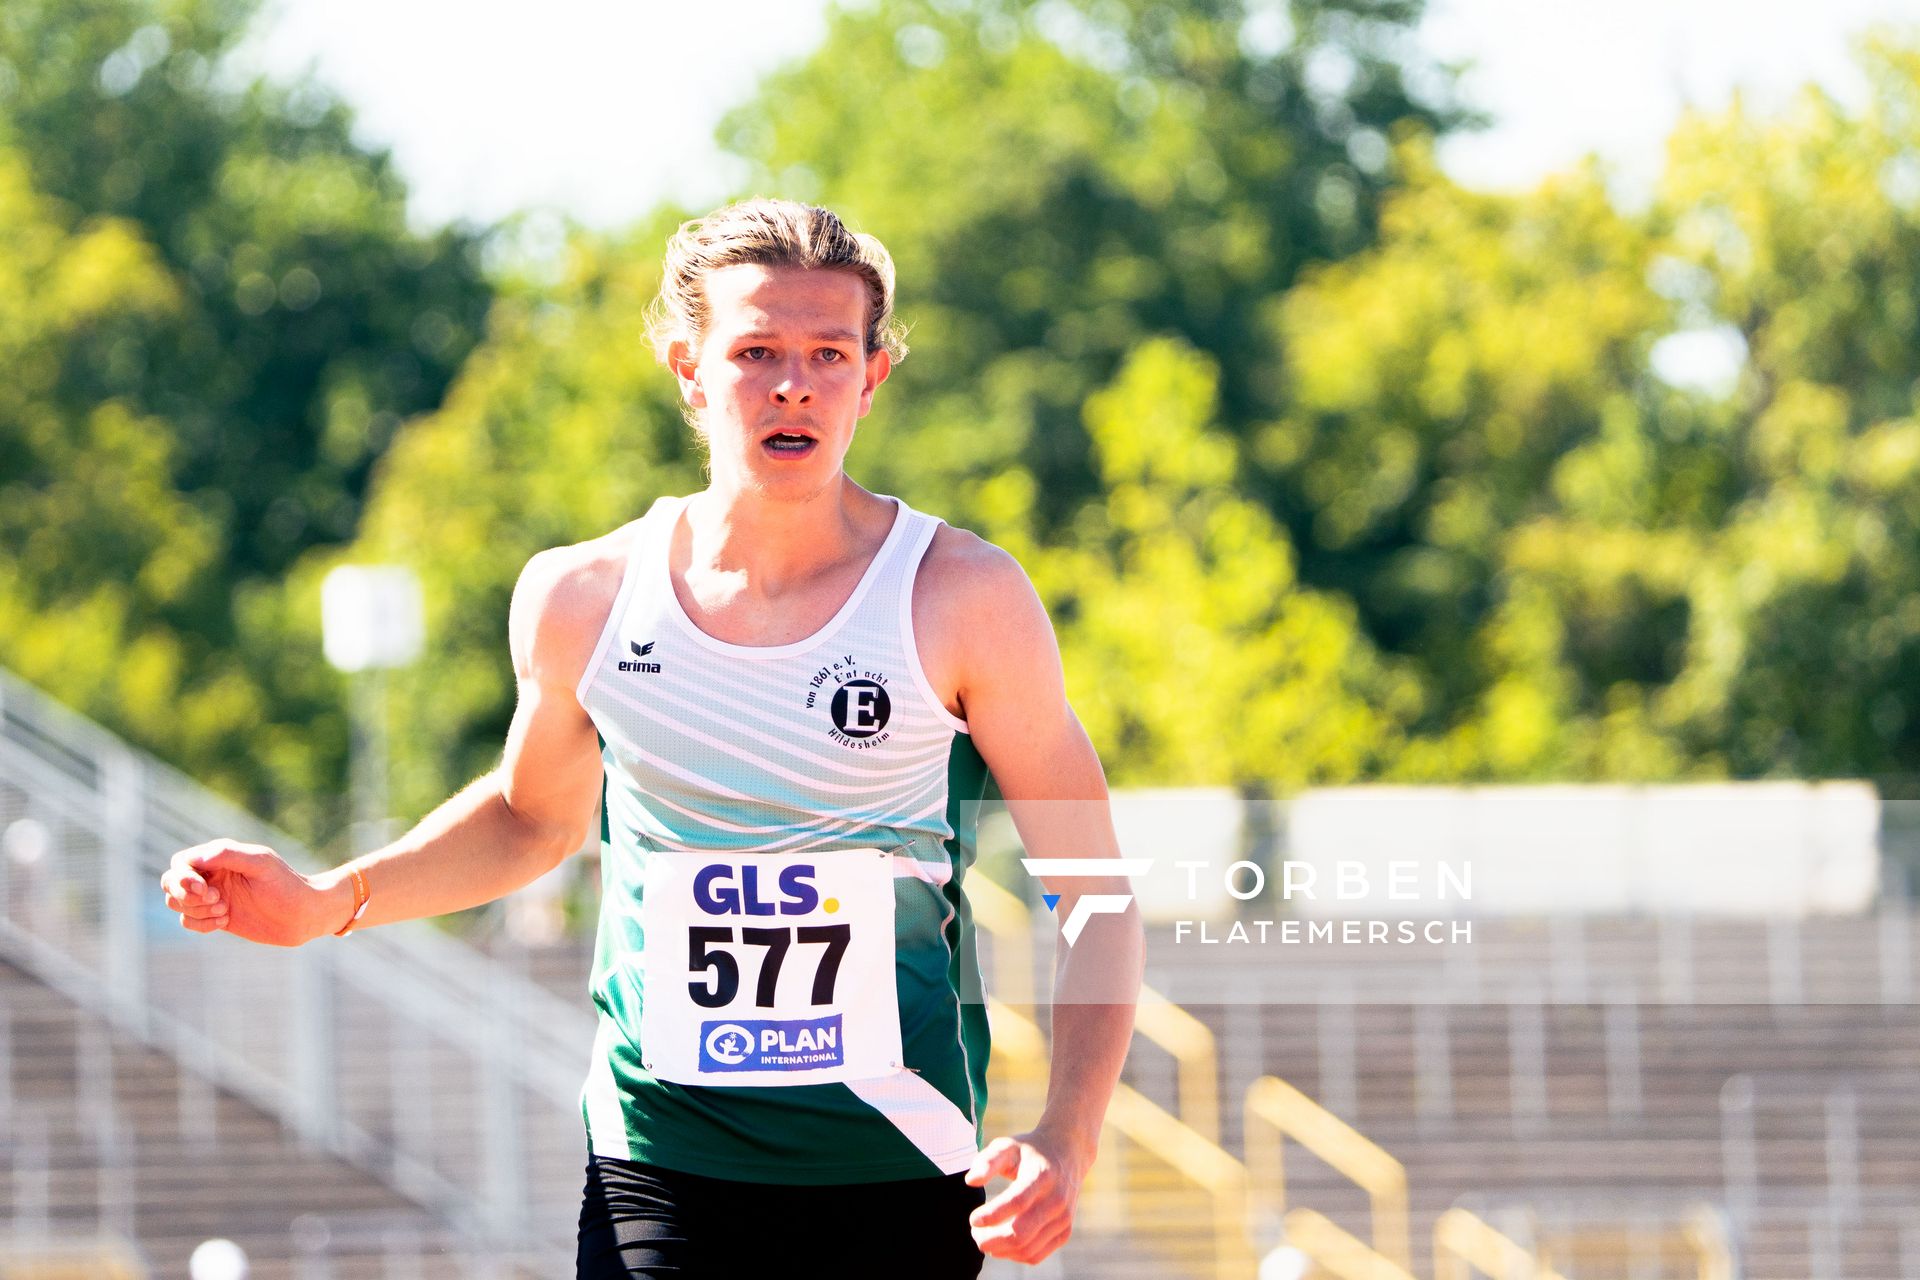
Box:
[687,923,852,1009]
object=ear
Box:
[667,338,706,410]
[855,348,892,419]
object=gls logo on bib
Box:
[693,863,821,916]
[639,849,898,1086]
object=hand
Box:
[964,1129,1090,1265]
[160,841,330,947]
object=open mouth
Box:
[762,431,818,458]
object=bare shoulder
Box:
[509,520,645,687]
[921,521,1043,609]
[914,523,1059,712]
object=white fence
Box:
[0,668,595,1273]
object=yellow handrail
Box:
[969,874,1221,1141]
[1246,1075,1412,1270]
[985,999,1253,1279]
[989,903,1721,1280]
[1433,1208,1570,1280]
[1105,1083,1253,1278]
[1685,1205,1735,1280]
[967,874,1036,1008]
[1282,1207,1417,1280]
[0,1238,148,1279]
[1134,987,1222,1143]
[1535,1205,1734,1280]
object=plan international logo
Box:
[1019,858,1151,945]
[699,1015,845,1071]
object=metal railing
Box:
[1282,1207,1416,1280]
[1245,1073,1413,1270]
[1102,1084,1253,1279]
[1530,1206,1735,1280]
[967,873,1036,1008]
[1720,1067,1920,1273]
[972,870,1222,1141]
[0,1236,147,1279]
[1135,993,1222,1144]
[1433,1208,1570,1280]
[1455,1194,1738,1280]
[0,668,590,1271]
[985,998,1253,1280]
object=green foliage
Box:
[317,0,1468,811]
[16,0,1920,847]
[1261,138,1681,775]
[1600,32,1920,777]
[0,145,274,792]
[1034,338,1417,783]
[331,221,705,820]
[719,0,1470,534]
[335,12,1920,804]
[1,0,489,574]
[0,0,491,826]
[1287,30,1920,781]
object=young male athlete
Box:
[160,199,1143,1277]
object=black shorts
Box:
[575,1149,987,1279]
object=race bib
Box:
[637,847,903,1087]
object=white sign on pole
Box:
[321,565,425,672]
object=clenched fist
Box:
[159,841,333,948]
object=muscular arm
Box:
[306,547,608,933]
[162,541,617,945]
[922,532,1143,1264]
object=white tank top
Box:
[575,492,970,862]
[570,492,994,1184]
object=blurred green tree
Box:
[718,0,1473,536]
[1263,138,1675,773]
[0,0,490,821]
[331,0,1470,816]
[0,145,261,784]
[18,0,1920,844]
[1279,32,1920,782]
[1563,32,1920,779]
[1037,337,1417,784]
[320,221,705,823]
[0,0,489,574]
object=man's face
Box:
[670,263,890,499]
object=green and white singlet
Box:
[573,493,992,1184]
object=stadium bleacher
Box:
[8,665,1920,1279]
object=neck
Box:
[683,472,879,587]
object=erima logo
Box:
[1020,859,1150,945]
[619,639,661,674]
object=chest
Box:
[673,562,872,649]
[675,568,975,725]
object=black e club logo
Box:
[807,657,895,750]
[831,680,892,738]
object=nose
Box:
[770,356,812,406]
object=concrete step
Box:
[0,959,552,1279]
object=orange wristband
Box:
[333,867,370,936]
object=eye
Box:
[740,346,773,360]
[818,348,847,363]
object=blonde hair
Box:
[646,198,908,364]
